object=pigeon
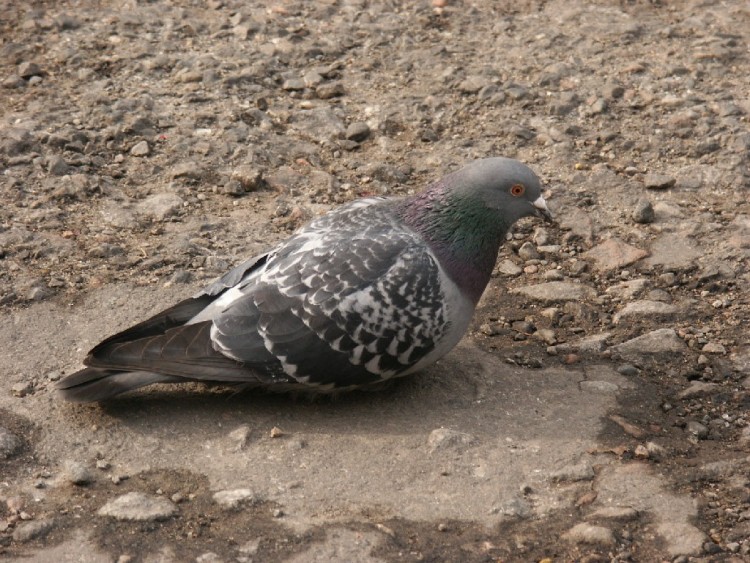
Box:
[57,157,552,402]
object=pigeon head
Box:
[400,157,552,302]
[445,157,552,225]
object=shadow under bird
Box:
[57,157,553,402]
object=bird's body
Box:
[58,157,552,402]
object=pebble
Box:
[548,461,595,483]
[582,238,649,272]
[632,198,655,223]
[643,173,676,189]
[517,241,540,260]
[589,506,639,520]
[46,154,70,176]
[129,140,150,156]
[562,523,615,546]
[677,381,719,399]
[11,381,32,397]
[617,364,639,376]
[497,259,522,276]
[427,428,476,451]
[686,420,709,439]
[345,122,371,142]
[12,518,55,542]
[315,81,345,99]
[612,328,687,362]
[98,492,177,521]
[138,193,184,221]
[212,488,259,509]
[64,460,95,485]
[0,426,21,459]
[230,166,264,192]
[701,342,726,354]
[18,61,43,78]
[613,300,678,324]
[511,281,596,303]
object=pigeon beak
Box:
[532,195,554,223]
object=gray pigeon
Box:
[57,157,552,402]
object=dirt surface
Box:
[1,0,749,561]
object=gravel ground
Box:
[1,0,749,561]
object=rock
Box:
[643,173,676,189]
[129,140,150,156]
[345,122,371,142]
[138,193,184,221]
[98,492,177,521]
[588,506,639,520]
[617,364,639,376]
[562,523,615,546]
[657,522,707,556]
[212,488,259,509]
[606,278,649,300]
[632,198,655,223]
[686,421,708,439]
[230,166,264,192]
[315,81,345,99]
[678,381,719,399]
[701,342,726,354]
[170,162,204,180]
[613,300,678,324]
[64,460,95,485]
[427,428,475,451]
[289,107,345,143]
[11,381,32,397]
[548,461,595,483]
[582,238,648,272]
[18,61,43,78]
[12,519,55,542]
[517,241,539,260]
[642,234,700,271]
[580,380,620,394]
[497,259,522,276]
[511,281,596,303]
[46,154,70,176]
[0,427,21,459]
[612,329,687,362]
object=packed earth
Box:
[1,0,749,561]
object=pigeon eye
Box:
[510,184,525,197]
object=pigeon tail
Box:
[56,368,184,402]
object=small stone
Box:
[497,259,522,276]
[632,198,655,224]
[617,364,639,376]
[645,441,666,460]
[612,329,687,362]
[548,461,595,483]
[170,161,204,180]
[269,426,284,438]
[613,300,678,324]
[138,193,184,221]
[96,460,110,470]
[427,428,475,451]
[315,81,344,99]
[580,380,619,394]
[345,122,370,142]
[686,421,708,439]
[212,489,259,509]
[129,140,150,156]
[518,241,540,260]
[11,381,32,397]
[677,381,719,399]
[231,166,264,192]
[12,519,55,542]
[64,460,95,485]
[582,238,648,272]
[282,78,305,91]
[589,506,639,520]
[701,342,726,355]
[46,154,70,176]
[0,427,21,459]
[563,523,615,546]
[643,173,676,190]
[98,492,177,521]
[18,61,43,78]
[634,444,649,458]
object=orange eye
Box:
[510,184,525,197]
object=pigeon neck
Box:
[399,183,510,303]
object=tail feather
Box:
[56,368,184,402]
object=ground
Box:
[1,0,749,561]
